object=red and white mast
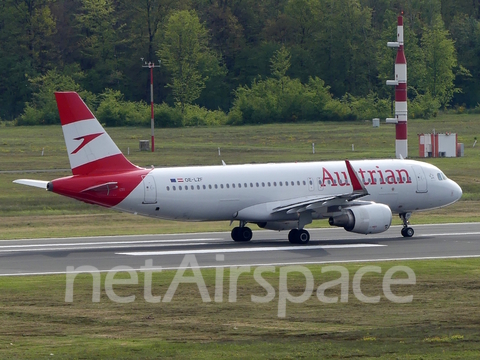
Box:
[142,59,161,153]
[386,14,408,159]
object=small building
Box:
[418,132,462,157]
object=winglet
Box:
[345,160,368,195]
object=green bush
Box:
[96,89,147,126]
[342,92,391,120]
[469,103,480,114]
[153,103,183,128]
[409,92,440,119]
[228,76,354,125]
[183,104,228,126]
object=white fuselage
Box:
[116,159,462,223]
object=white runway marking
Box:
[0,239,220,253]
[116,243,386,256]
[418,232,480,237]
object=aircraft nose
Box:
[451,180,462,202]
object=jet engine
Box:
[328,203,392,234]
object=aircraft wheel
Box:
[231,227,252,242]
[240,227,252,241]
[401,227,414,238]
[231,227,240,241]
[298,229,310,244]
[288,229,299,244]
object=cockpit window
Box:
[437,172,448,181]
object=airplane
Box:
[14,92,462,244]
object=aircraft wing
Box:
[271,160,369,215]
[13,179,49,189]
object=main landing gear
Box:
[288,229,310,244]
[231,222,253,242]
[400,213,414,238]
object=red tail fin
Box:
[55,92,141,175]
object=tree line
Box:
[1,0,479,126]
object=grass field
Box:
[1,259,480,359]
[1,113,480,239]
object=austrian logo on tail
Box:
[71,132,104,154]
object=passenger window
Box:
[167,186,170,191]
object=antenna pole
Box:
[142,59,161,152]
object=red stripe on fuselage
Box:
[50,168,152,208]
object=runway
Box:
[1,222,480,276]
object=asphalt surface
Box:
[1,223,480,276]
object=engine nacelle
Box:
[328,203,392,234]
[256,221,298,231]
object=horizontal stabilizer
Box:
[13,179,49,189]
